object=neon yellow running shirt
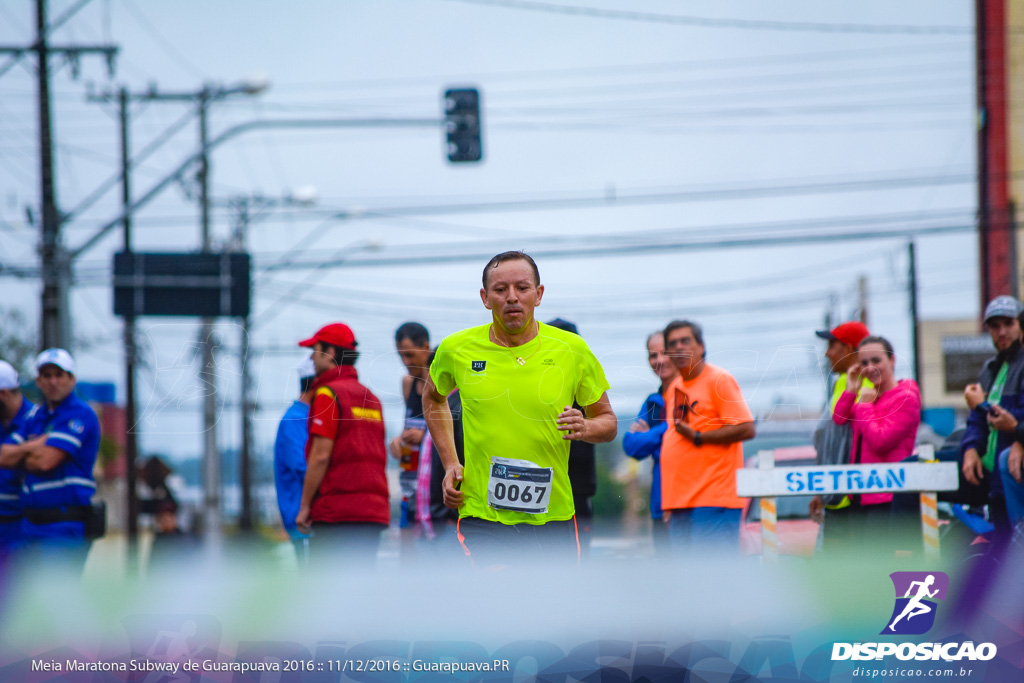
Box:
[430,322,610,525]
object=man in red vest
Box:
[295,323,390,568]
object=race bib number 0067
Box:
[487,457,553,514]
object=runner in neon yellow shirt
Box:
[423,251,616,566]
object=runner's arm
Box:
[1,435,52,469]
[423,374,464,507]
[0,443,28,468]
[295,434,332,533]
[23,444,70,473]
[578,392,618,443]
[700,421,756,445]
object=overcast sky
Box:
[0,0,980,462]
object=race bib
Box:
[487,457,553,514]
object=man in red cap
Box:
[295,323,390,568]
[809,320,872,550]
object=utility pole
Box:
[196,87,221,551]
[231,196,254,533]
[857,275,869,328]
[86,80,267,550]
[119,86,140,567]
[221,191,316,532]
[87,84,141,567]
[908,240,921,388]
[0,0,118,349]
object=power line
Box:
[269,41,971,93]
[116,0,207,80]
[442,0,982,35]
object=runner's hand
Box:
[962,448,983,486]
[400,427,425,446]
[986,404,1018,432]
[387,436,403,459]
[628,418,650,434]
[673,417,696,440]
[857,386,878,404]
[557,405,587,441]
[809,495,824,524]
[442,464,464,508]
[1008,442,1024,484]
[846,363,863,389]
[296,504,312,534]
[964,383,986,410]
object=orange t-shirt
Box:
[660,363,753,510]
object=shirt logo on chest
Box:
[471,360,487,372]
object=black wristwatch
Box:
[693,430,703,446]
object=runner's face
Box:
[480,259,544,334]
[396,338,431,374]
[665,326,704,373]
[35,365,75,404]
[857,343,894,387]
[647,335,676,382]
[311,342,336,375]
[825,339,857,373]
[986,316,1021,353]
[0,389,14,420]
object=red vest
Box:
[306,365,390,525]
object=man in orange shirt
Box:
[659,320,756,553]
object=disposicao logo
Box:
[831,571,998,662]
[882,571,948,635]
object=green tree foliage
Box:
[0,307,35,379]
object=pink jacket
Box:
[832,379,921,505]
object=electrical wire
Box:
[440,0,982,35]
[116,0,208,80]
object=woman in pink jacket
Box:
[832,336,921,548]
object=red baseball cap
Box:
[815,321,870,348]
[298,323,357,350]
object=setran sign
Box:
[736,462,959,498]
[113,252,251,318]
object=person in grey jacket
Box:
[809,321,871,550]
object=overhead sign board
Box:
[113,252,251,318]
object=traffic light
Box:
[444,87,483,163]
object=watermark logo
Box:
[881,571,949,635]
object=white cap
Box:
[0,360,18,390]
[35,348,76,375]
[298,358,316,379]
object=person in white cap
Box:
[0,360,35,557]
[960,295,1024,541]
[274,358,315,563]
[0,348,100,566]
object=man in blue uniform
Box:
[274,359,315,562]
[0,360,34,556]
[0,349,99,568]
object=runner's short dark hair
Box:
[300,375,315,393]
[482,251,540,289]
[395,321,429,347]
[321,342,359,367]
[663,320,706,359]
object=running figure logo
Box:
[882,571,949,635]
